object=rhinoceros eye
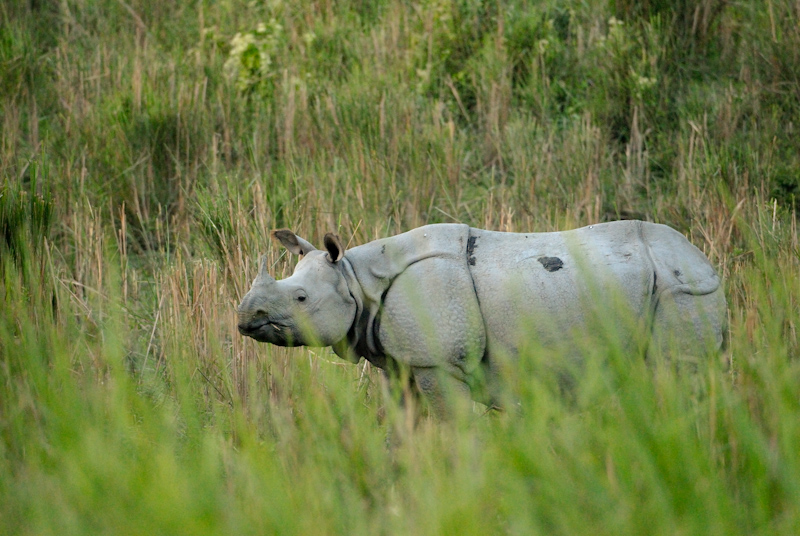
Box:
[295,290,308,303]
[297,296,306,302]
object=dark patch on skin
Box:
[466,235,477,255]
[381,244,386,254]
[538,256,564,272]
[467,235,477,265]
[652,272,658,295]
[673,269,682,277]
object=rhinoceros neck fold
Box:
[336,224,472,369]
[335,256,376,364]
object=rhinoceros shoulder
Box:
[346,223,471,281]
[340,224,473,363]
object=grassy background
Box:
[2,0,800,533]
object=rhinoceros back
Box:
[468,220,724,363]
[466,220,662,357]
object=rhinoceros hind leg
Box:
[648,285,727,367]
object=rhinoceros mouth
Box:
[238,318,296,345]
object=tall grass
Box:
[2,0,800,533]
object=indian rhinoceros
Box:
[237,221,726,416]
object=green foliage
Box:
[0,178,53,270]
[2,0,800,533]
[224,18,287,96]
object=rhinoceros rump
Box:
[237,221,727,416]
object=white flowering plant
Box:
[223,19,285,95]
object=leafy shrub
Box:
[0,179,53,269]
[224,18,287,97]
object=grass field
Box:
[2,0,800,533]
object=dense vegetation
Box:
[2,0,800,533]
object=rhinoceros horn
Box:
[257,255,275,283]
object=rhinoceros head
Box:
[237,230,356,348]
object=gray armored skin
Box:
[237,221,727,416]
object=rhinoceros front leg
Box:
[411,366,473,420]
[377,257,486,419]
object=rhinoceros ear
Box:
[323,233,346,263]
[270,229,317,257]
